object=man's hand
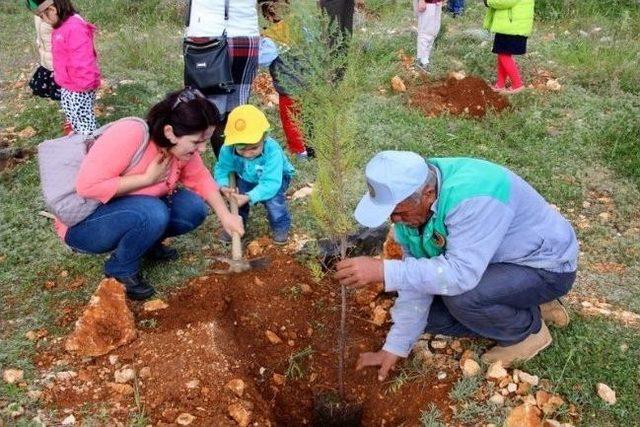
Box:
[416,0,427,13]
[356,350,401,381]
[335,256,384,288]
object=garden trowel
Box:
[211,173,270,274]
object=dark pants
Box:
[65,189,209,277]
[237,175,291,233]
[319,0,355,36]
[425,263,576,346]
[448,0,464,14]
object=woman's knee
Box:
[134,197,170,235]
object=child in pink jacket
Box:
[28,0,101,134]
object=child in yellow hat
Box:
[213,105,296,245]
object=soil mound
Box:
[409,76,510,118]
[38,245,459,425]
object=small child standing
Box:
[214,105,296,245]
[28,0,101,134]
[414,0,443,72]
[28,15,61,101]
[261,13,312,159]
[483,0,534,94]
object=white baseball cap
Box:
[354,151,430,228]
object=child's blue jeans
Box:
[237,175,291,233]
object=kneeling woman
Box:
[55,89,244,300]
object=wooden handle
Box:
[228,173,242,261]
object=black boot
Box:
[145,243,179,262]
[108,273,156,301]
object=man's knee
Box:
[442,290,483,316]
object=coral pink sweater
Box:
[55,120,218,239]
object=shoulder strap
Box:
[185,0,193,27]
[87,117,150,175]
[120,117,150,174]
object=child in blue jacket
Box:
[214,104,295,244]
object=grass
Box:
[1,0,639,424]
[284,346,314,380]
[448,374,483,402]
[523,315,640,425]
[419,403,445,427]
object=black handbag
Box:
[183,0,235,96]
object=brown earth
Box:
[36,241,462,426]
[408,76,510,118]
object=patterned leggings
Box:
[60,88,98,135]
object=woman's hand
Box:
[144,153,171,185]
[220,212,245,237]
[220,186,235,199]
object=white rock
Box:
[507,383,518,393]
[27,390,43,400]
[3,369,24,384]
[291,185,314,200]
[437,372,447,380]
[176,413,196,425]
[514,369,539,386]
[461,358,481,377]
[596,383,616,405]
[486,361,508,380]
[108,355,119,365]
[61,414,76,425]
[489,393,505,406]
[430,340,447,349]
[186,379,200,389]
[56,371,77,381]
[114,368,135,384]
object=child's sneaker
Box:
[503,85,525,95]
[273,230,289,245]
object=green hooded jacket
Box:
[483,0,535,37]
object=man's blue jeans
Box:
[425,263,576,346]
[448,0,465,14]
[65,188,209,277]
[237,175,291,233]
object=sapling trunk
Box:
[338,235,348,399]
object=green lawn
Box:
[1,0,639,425]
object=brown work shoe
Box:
[540,299,569,328]
[481,321,552,367]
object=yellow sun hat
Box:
[224,105,271,146]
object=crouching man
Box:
[336,151,578,380]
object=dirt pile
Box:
[37,243,459,425]
[408,75,510,118]
[35,238,575,425]
[65,278,137,357]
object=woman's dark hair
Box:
[27,0,77,26]
[146,88,220,148]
